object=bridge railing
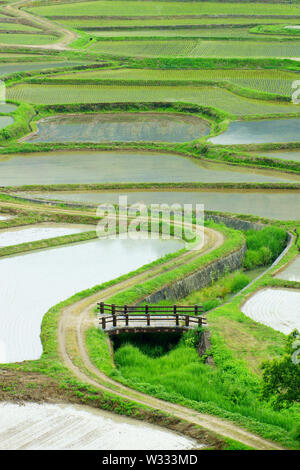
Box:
[100,313,206,330]
[98,302,204,316]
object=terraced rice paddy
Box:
[0,62,87,76]
[0,402,197,450]
[1,150,299,185]
[7,84,299,116]
[0,214,11,221]
[0,34,58,45]
[91,27,264,39]
[275,256,300,282]
[250,150,300,163]
[25,113,210,143]
[210,119,300,145]
[0,236,182,363]
[54,68,299,97]
[241,288,300,334]
[88,39,300,59]
[0,223,94,248]
[0,103,16,113]
[27,1,300,17]
[0,115,13,130]
[26,190,300,221]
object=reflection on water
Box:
[276,256,300,282]
[1,150,299,185]
[26,190,300,221]
[210,119,300,145]
[0,223,94,248]
[0,237,182,363]
[25,113,210,143]
[0,402,199,450]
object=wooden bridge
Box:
[98,302,206,335]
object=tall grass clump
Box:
[243,226,287,270]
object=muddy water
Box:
[241,288,300,334]
[0,115,13,130]
[1,150,299,185]
[275,256,300,282]
[0,223,94,247]
[25,190,300,221]
[210,119,300,145]
[0,402,199,450]
[25,113,210,143]
[0,237,183,363]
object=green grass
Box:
[27,1,300,18]
[90,27,265,39]
[55,17,300,29]
[89,39,300,59]
[0,34,58,45]
[0,23,42,32]
[7,83,300,116]
[53,68,300,97]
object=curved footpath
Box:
[57,226,283,450]
[2,0,78,50]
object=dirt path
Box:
[57,227,283,450]
[2,0,78,50]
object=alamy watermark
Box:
[95,195,204,251]
[292,80,300,104]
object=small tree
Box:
[261,330,300,410]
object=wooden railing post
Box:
[173,304,177,314]
[147,313,150,326]
[102,317,106,329]
[198,316,202,327]
[195,305,198,316]
[113,315,117,327]
[124,305,128,315]
[175,314,179,326]
[99,302,104,314]
[125,314,129,326]
[112,304,115,315]
[145,305,149,315]
[185,315,189,327]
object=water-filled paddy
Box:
[241,288,300,334]
[25,113,210,143]
[275,256,300,282]
[0,237,182,363]
[1,150,299,185]
[0,103,16,113]
[0,223,94,248]
[251,150,300,163]
[0,402,198,450]
[210,119,300,145]
[0,115,13,130]
[0,214,12,221]
[26,190,300,221]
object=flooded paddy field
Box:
[0,223,95,247]
[0,116,13,130]
[26,190,300,221]
[7,84,300,116]
[249,150,300,163]
[25,113,210,143]
[0,402,198,450]
[210,119,300,145]
[241,288,300,334]
[275,256,300,282]
[1,150,299,186]
[0,237,182,363]
[0,214,12,221]
[0,103,17,113]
